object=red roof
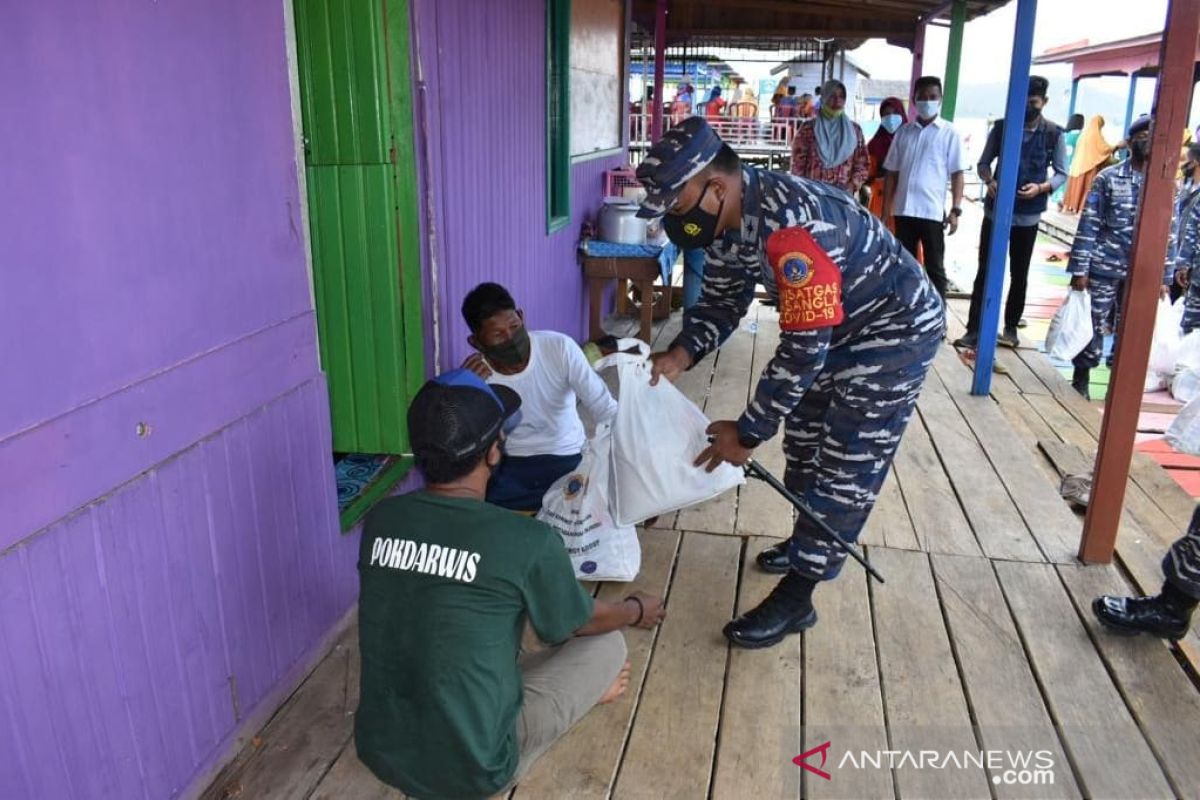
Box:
[1034,31,1200,80]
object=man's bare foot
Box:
[599,661,632,704]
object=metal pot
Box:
[598,198,648,244]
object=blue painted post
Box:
[1067,77,1080,118]
[972,0,1039,394]
[1123,73,1138,134]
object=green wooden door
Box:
[294,0,425,454]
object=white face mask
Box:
[881,113,904,133]
[916,99,941,119]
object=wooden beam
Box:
[697,0,925,17]
[665,25,916,38]
[650,0,666,142]
[907,18,927,120]
[941,0,967,120]
[1080,0,1200,563]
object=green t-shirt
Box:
[354,492,594,799]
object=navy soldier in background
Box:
[636,117,944,649]
[1066,116,1174,399]
[1094,134,1200,641]
[1176,154,1200,331]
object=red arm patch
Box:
[765,227,844,332]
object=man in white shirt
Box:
[461,282,618,511]
[882,76,967,299]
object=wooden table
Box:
[582,255,667,344]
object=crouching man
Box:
[461,282,617,511]
[355,369,664,799]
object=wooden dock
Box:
[201,302,1200,800]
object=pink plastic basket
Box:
[604,166,642,199]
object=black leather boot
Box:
[1092,587,1196,640]
[952,331,978,349]
[723,571,819,649]
[1072,367,1090,401]
[755,540,791,574]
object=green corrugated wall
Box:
[294,0,424,454]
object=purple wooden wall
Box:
[0,0,628,796]
[0,2,356,798]
[410,0,626,372]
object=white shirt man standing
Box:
[882,75,967,299]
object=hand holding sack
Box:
[1045,289,1092,361]
[595,339,745,527]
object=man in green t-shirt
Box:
[355,369,666,799]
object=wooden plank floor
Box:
[202,305,1200,800]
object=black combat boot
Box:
[723,571,819,649]
[1093,582,1197,640]
[952,331,979,349]
[1072,367,1090,400]
[755,540,791,574]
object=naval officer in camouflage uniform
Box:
[1066,116,1174,399]
[1176,163,1200,332]
[1082,118,1200,641]
[636,117,944,649]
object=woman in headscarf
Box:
[771,75,791,109]
[1052,113,1085,207]
[790,79,870,194]
[866,96,906,224]
[796,92,815,120]
[1061,115,1114,213]
[704,86,726,121]
[670,82,694,125]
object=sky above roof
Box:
[852,0,1169,84]
[716,0,1184,127]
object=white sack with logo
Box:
[594,338,745,526]
[536,424,640,582]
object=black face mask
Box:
[662,182,724,249]
[1131,139,1151,163]
[480,325,531,368]
[1025,102,1042,124]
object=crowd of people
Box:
[352,72,1200,800]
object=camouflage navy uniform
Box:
[1067,159,1173,370]
[1163,505,1200,598]
[1176,184,1200,332]
[671,168,944,581]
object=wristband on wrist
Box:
[737,431,761,450]
[950,207,963,217]
[625,595,644,626]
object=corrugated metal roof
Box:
[631,0,1011,50]
[1034,33,1164,64]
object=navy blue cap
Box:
[408,369,522,459]
[635,116,725,218]
[1128,114,1152,137]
